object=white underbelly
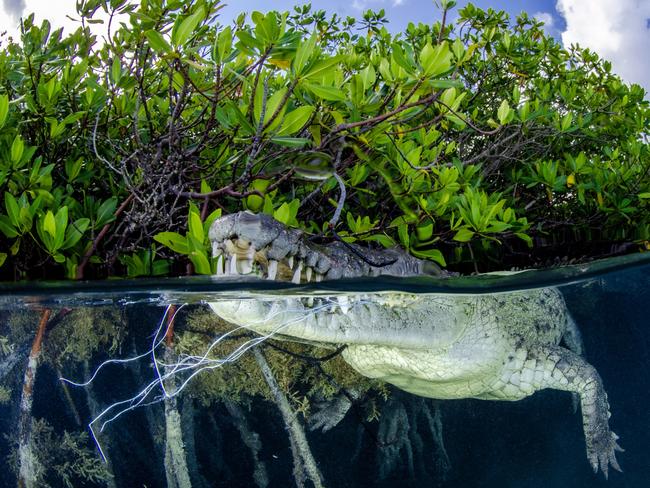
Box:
[342,340,505,400]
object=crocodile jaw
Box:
[208,211,438,283]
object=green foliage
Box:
[154,204,222,274]
[0,0,647,278]
[0,335,12,355]
[0,334,11,404]
[119,245,170,277]
[44,308,123,366]
[0,386,9,404]
[35,207,90,263]
[6,310,40,346]
[7,419,111,488]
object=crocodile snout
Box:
[208,211,434,283]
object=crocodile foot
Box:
[308,390,360,433]
[584,394,624,479]
[557,349,624,478]
[507,346,623,478]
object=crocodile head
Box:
[208,211,443,283]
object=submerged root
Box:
[163,305,192,488]
[224,400,269,488]
[17,309,51,488]
[83,361,118,488]
[164,397,192,488]
[253,348,324,488]
[9,419,111,488]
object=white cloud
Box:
[351,0,407,12]
[556,0,650,94]
[352,0,381,11]
[1,0,25,19]
[0,1,125,44]
[533,10,556,36]
[533,11,554,28]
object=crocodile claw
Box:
[587,430,624,479]
[308,390,359,433]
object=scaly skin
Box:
[207,212,623,478]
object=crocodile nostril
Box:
[235,238,251,250]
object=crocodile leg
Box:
[495,345,623,478]
[562,315,585,357]
[561,315,585,412]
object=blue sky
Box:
[0,1,647,93]
[214,0,648,93]
[218,0,564,36]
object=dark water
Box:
[0,254,648,488]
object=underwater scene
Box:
[0,254,648,488]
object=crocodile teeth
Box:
[267,259,278,280]
[306,297,314,307]
[305,267,313,282]
[291,268,301,284]
[237,258,253,274]
[228,255,238,275]
[291,261,303,284]
[215,255,224,275]
[338,296,350,314]
[287,255,294,269]
[237,244,255,274]
[224,239,236,254]
[315,273,322,282]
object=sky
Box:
[0,0,648,93]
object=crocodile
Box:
[207,211,623,478]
